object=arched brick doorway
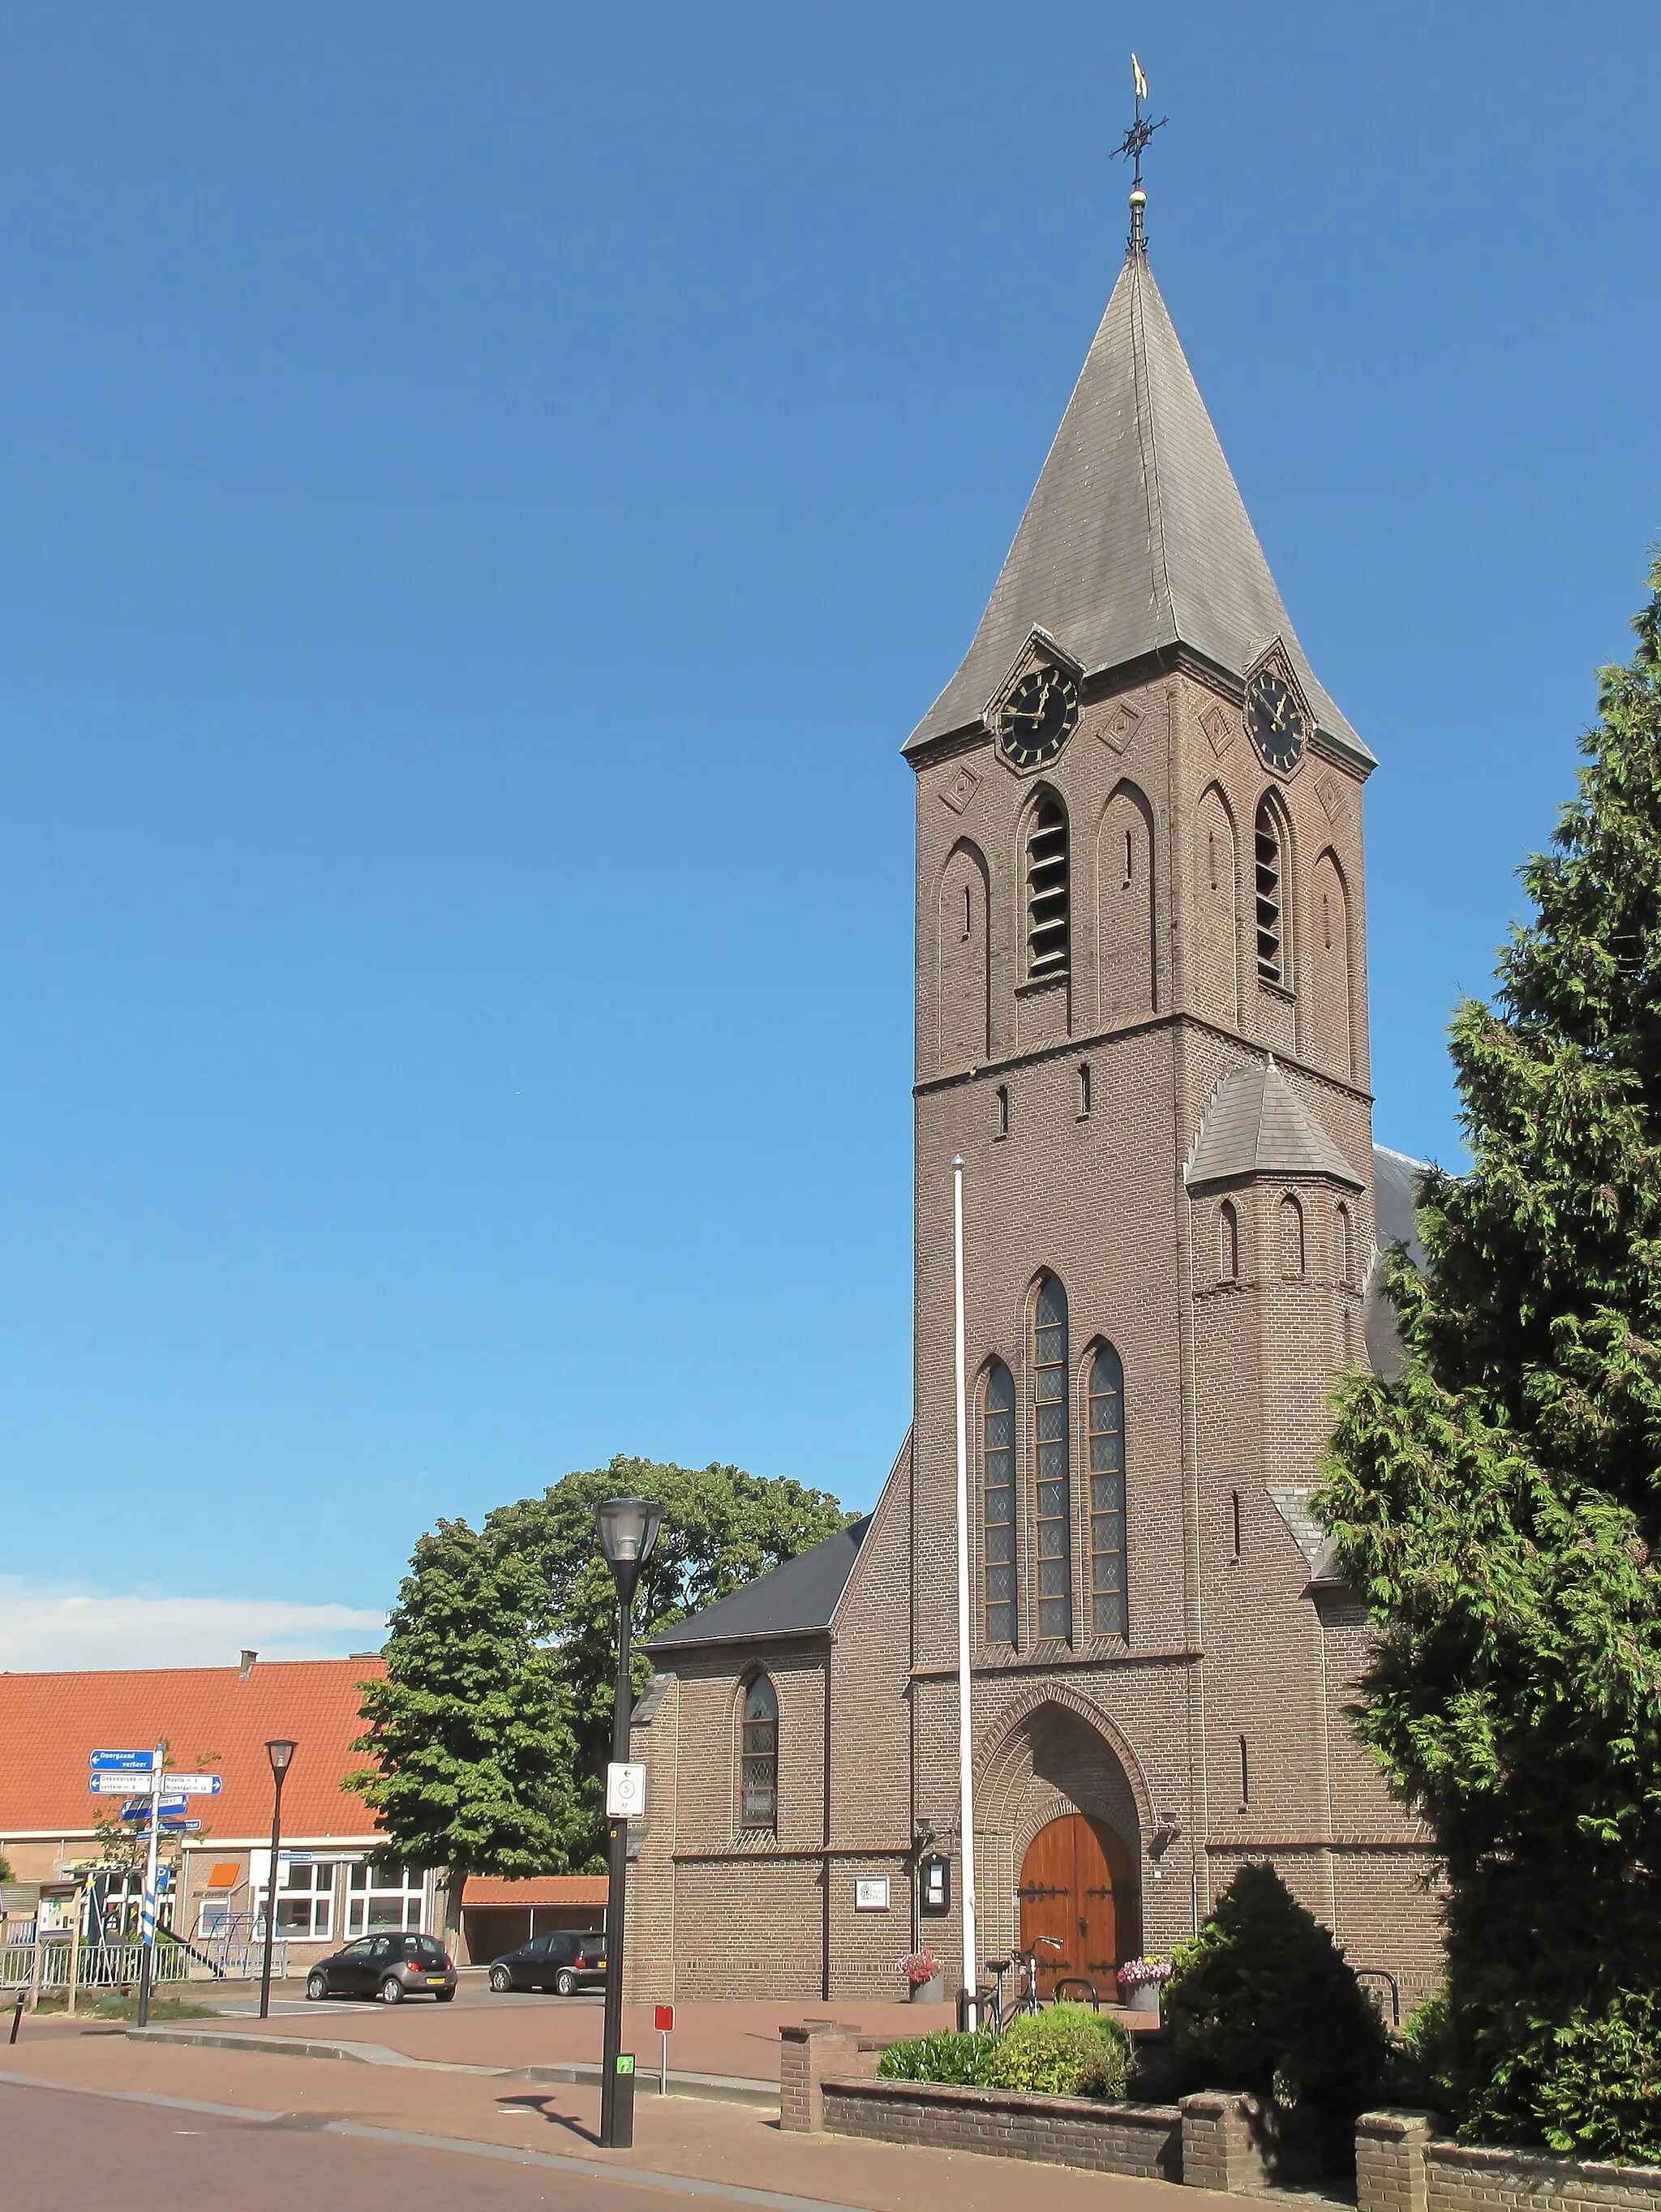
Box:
[1018,1813,1139,2000]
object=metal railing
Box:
[0,1935,286,1992]
[1354,1966,1401,2026]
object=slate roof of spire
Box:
[906,225,1371,769]
[1186,1057,1363,1189]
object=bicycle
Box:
[981,1935,1062,2031]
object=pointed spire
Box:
[906,151,1370,769]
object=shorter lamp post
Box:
[259,1738,297,2021]
[593,1495,664,2150]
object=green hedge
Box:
[876,2006,1131,2100]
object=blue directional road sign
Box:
[89,1750,158,1773]
[119,1796,187,1820]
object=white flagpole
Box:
[951,1155,979,2022]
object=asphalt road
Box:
[11,2077,869,2212]
[212,1974,606,2019]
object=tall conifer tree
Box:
[1323,558,1661,2158]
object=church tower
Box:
[622,148,1440,2014]
[904,174,1434,1990]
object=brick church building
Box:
[624,183,1440,2008]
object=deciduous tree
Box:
[485,1455,851,1855]
[347,1518,585,1937]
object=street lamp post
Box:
[592,1495,664,2151]
[259,1738,297,2021]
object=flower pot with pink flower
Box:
[1115,1956,1171,2013]
[898,1948,944,2004]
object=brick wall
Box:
[820,2075,1182,2182]
[1358,2112,1661,2212]
[616,643,1441,2005]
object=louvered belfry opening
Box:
[1255,799,1284,983]
[1027,796,1070,978]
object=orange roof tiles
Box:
[0,1660,388,1843]
[464,1875,608,1907]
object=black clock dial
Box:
[1245,667,1307,772]
[996,662,1079,768]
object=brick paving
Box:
[0,2014,1190,2212]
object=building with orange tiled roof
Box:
[0,1657,603,1970]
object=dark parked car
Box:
[306,1931,457,2004]
[488,1929,606,1996]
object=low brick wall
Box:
[1358,2111,1661,2212]
[1428,2140,1661,2212]
[818,2075,1182,2181]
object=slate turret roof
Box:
[906,215,1371,770]
[1186,1057,1362,1190]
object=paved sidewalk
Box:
[55,1994,970,2082]
[0,2021,1190,2212]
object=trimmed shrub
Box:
[984,2003,1132,2099]
[876,2026,998,2086]
[1164,1863,1388,2171]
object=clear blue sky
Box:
[0,4,1655,1660]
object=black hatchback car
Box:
[306,1931,457,2004]
[488,1929,606,1996]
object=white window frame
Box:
[346,1863,424,1935]
[268,1858,337,1942]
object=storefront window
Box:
[346,1863,424,1934]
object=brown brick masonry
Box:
[819,2077,1183,2183]
[785,2038,1661,2210]
[1358,2111,1661,2212]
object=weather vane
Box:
[1110,52,1167,192]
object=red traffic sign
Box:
[655,2005,674,2033]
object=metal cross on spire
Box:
[1110,52,1167,252]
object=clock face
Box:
[1245,666,1307,773]
[995,662,1079,769]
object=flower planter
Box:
[1126,1983,1160,2013]
[908,1975,945,2003]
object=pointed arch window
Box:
[1255,799,1285,984]
[983,1362,1016,1645]
[1088,1344,1128,1636]
[1027,797,1070,979]
[1280,1192,1306,1279]
[1032,1275,1072,1640]
[1219,1200,1240,1283]
[739,1674,779,1833]
[1335,1202,1355,1288]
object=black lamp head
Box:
[265,1738,297,1777]
[592,1497,664,1593]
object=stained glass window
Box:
[740,1674,778,1833]
[984,1361,1016,1644]
[1032,1275,1071,1640]
[1088,1344,1128,1636]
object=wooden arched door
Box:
[1018,1814,1136,1999]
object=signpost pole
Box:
[66,1890,79,2021]
[136,1743,162,2029]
